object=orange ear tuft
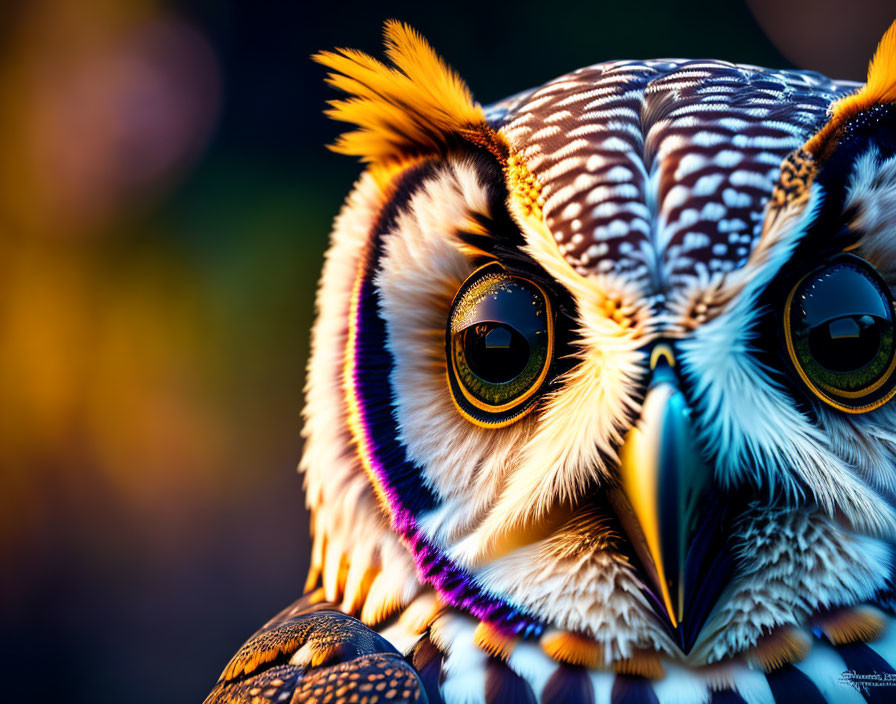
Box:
[804,19,896,158]
[856,19,896,108]
[314,21,502,167]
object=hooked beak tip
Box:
[611,345,733,648]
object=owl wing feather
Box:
[204,595,430,704]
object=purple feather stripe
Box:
[349,267,543,636]
[353,393,543,636]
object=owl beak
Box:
[610,344,733,652]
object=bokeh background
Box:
[0,1,892,701]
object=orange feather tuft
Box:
[473,621,518,660]
[540,629,605,668]
[612,651,665,680]
[804,19,896,158]
[305,586,327,604]
[845,19,896,113]
[814,606,886,645]
[398,592,445,634]
[747,627,811,673]
[313,21,504,167]
[340,566,379,615]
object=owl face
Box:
[302,22,896,672]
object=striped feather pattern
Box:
[397,616,896,704]
[206,568,896,703]
[488,61,856,288]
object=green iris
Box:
[792,324,893,392]
[786,256,896,408]
[448,266,552,414]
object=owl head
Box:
[300,20,896,678]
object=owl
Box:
[206,20,896,704]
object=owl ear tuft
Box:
[804,19,896,159]
[314,21,505,168]
[860,18,896,106]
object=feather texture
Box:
[313,20,500,171]
[212,18,896,704]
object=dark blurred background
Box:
[0,1,891,701]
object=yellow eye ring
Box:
[446,263,554,428]
[782,256,896,414]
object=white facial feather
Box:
[814,401,896,497]
[695,505,893,663]
[679,186,896,538]
[850,149,896,281]
[375,158,536,540]
[301,171,417,614]
[471,512,674,660]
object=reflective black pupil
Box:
[461,323,530,383]
[808,314,883,373]
[786,257,896,404]
[447,267,552,414]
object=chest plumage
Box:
[208,20,896,704]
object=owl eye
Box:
[446,264,554,427]
[783,255,896,413]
